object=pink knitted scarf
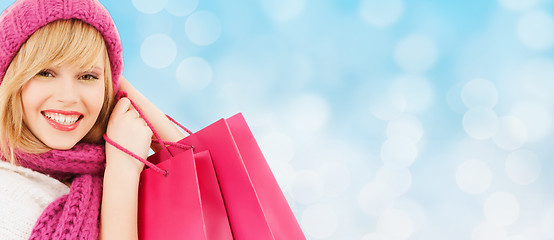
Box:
[16,142,105,240]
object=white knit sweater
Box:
[0,161,69,240]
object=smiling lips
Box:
[41,110,83,131]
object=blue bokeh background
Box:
[3,0,554,239]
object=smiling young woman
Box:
[0,1,184,239]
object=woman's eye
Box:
[80,74,99,81]
[36,70,53,77]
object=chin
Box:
[45,141,78,150]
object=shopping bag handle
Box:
[103,91,193,176]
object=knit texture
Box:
[17,143,105,240]
[0,0,123,91]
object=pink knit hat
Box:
[0,0,123,91]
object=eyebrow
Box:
[87,66,104,73]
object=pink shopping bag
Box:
[137,149,233,240]
[175,113,306,240]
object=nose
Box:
[54,76,79,104]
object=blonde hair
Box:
[0,19,115,163]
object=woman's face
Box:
[21,54,105,150]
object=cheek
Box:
[84,82,106,115]
[20,81,44,118]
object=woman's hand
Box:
[116,76,163,152]
[105,97,152,174]
[116,76,187,152]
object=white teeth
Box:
[43,112,80,125]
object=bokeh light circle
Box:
[376,209,413,240]
[132,0,168,14]
[290,170,324,205]
[285,93,330,133]
[261,0,306,22]
[212,56,267,107]
[394,34,439,73]
[446,82,467,114]
[140,34,177,69]
[471,221,507,240]
[259,131,295,163]
[358,181,396,216]
[506,150,541,185]
[516,10,554,50]
[456,159,492,194]
[359,0,404,28]
[507,235,531,240]
[541,205,554,238]
[498,0,539,11]
[389,75,434,112]
[375,165,412,197]
[361,232,387,240]
[492,116,527,151]
[185,11,222,46]
[165,0,198,16]
[511,102,552,142]
[462,107,499,140]
[461,78,498,109]
[176,57,213,92]
[301,204,338,239]
[386,114,423,143]
[380,136,418,167]
[518,58,554,103]
[136,14,173,37]
[484,192,520,226]
[370,91,407,120]
[318,162,351,197]
[456,137,498,164]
